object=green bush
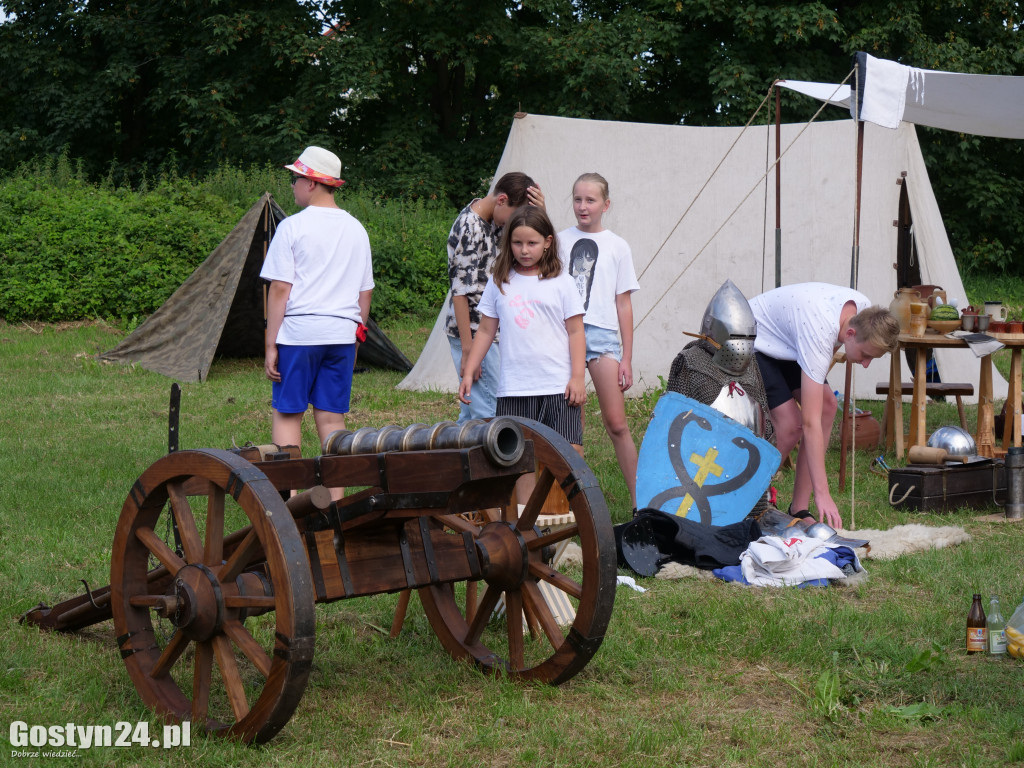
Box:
[0,158,455,325]
[347,195,453,318]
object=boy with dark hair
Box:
[446,172,543,422]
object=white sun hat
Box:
[285,146,345,187]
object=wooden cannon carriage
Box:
[21,417,617,744]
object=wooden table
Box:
[885,332,1024,458]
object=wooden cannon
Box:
[21,417,617,744]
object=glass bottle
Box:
[967,594,987,654]
[988,595,1007,655]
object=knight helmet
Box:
[699,279,757,375]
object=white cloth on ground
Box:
[740,534,863,587]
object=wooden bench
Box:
[876,385,970,450]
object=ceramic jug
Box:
[890,286,921,332]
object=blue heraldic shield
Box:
[636,391,781,526]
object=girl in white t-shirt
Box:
[557,173,640,509]
[458,206,586,453]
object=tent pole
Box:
[839,68,866,505]
[774,83,782,288]
[262,198,270,328]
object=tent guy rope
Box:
[633,70,856,332]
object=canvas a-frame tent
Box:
[398,112,1007,403]
[101,193,411,382]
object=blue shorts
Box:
[584,324,621,363]
[272,344,355,415]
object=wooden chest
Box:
[888,460,1006,512]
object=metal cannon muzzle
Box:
[322,417,525,467]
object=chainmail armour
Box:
[666,338,776,517]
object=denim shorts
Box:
[584,324,622,363]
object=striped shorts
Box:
[496,393,583,446]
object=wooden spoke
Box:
[516,467,556,532]
[464,584,502,646]
[213,634,250,721]
[528,561,584,601]
[521,592,544,640]
[205,484,225,565]
[465,581,478,625]
[527,523,580,550]
[499,499,518,525]
[219,529,261,583]
[505,589,525,669]
[222,619,272,679]
[150,630,190,679]
[191,640,213,726]
[167,481,204,563]
[521,580,565,650]
[135,527,187,575]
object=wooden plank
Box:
[313,530,345,600]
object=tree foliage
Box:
[1,1,1022,272]
[0,0,336,181]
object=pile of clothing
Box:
[614,507,865,588]
[712,534,861,587]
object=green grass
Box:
[2,317,1024,767]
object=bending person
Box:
[749,283,899,529]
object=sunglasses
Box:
[290,175,306,186]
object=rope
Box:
[634,70,856,331]
[635,83,776,284]
[889,483,915,506]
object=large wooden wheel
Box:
[110,449,315,744]
[418,418,617,684]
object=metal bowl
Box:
[927,425,977,457]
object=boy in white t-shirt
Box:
[260,146,374,480]
[749,282,899,529]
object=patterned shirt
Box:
[446,201,501,340]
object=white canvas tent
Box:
[399,112,1008,402]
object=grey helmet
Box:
[699,280,757,375]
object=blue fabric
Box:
[712,545,857,588]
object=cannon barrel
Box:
[323,417,525,467]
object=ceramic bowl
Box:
[927,319,961,334]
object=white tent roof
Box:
[781,52,1024,139]
[399,113,1006,402]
